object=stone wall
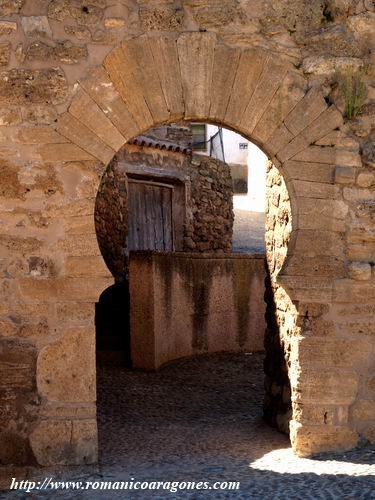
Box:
[264,162,295,433]
[95,143,234,281]
[129,252,266,370]
[0,0,373,467]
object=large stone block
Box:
[177,32,216,120]
[350,400,375,422]
[334,279,375,302]
[79,67,139,140]
[25,41,87,65]
[64,256,111,278]
[104,47,153,132]
[0,69,68,105]
[348,262,372,281]
[69,88,125,152]
[0,339,36,391]
[37,327,96,403]
[57,113,114,165]
[284,160,335,183]
[290,421,358,457]
[56,302,95,325]
[30,418,97,466]
[293,369,358,405]
[293,403,349,426]
[284,87,327,136]
[295,338,372,368]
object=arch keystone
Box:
[177,32,217,120]
[149,35,185,121]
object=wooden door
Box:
[128,179,174,251]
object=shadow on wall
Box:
[263,261,292,434]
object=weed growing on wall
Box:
[336,70,367,120]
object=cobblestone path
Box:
[96,353,375,499]
[1,353,374,499]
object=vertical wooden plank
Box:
[138,183,146,250]
[162,187,173,251]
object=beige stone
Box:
[334,279,375,302]
[0,0,23,16]
[56,302,95,325]
[225,48,267,131]
[38,143,96,162]
[64,256,111,277]
[335,165,356,184]
[0,12,372,465]
[0,43,10,67]
[0,21,17,36]
[104,47,154,132]
[240,57,289,134]
[264,124,294,156]
[209,43,241,124]
[293,146,335,164]
[348,262,372,280]
[30,418,97,466]
[252,71,306,144]
[37,327,96,403]
[296,338,372,368]
[357,171,375,188]
[177,32,216,120]
[25,40,87,64]
[121,36,171,124]
[350,400,375,422]
[18,276,113,302]
[0,68,68,105]
[139,6,183,31]
[293,370,358,405]
[302,55,364,75]
[290,421,358,457]
[291,180,339,199]
[21,16,52,37]
[57,113,114,165]
[69,87,125,152]
[104,17,125,29]
[284,87,327,136]
[284,160,334,183]
[149,35,185,121]
[79,67,138,141]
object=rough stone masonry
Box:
[0,0,373,468]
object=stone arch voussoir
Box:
[54,32,345,303]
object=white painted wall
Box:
[206,124,249,164]
[200,125,267,213]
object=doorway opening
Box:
[94,121,293,466]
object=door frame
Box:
[125,170,188,251]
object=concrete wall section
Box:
[129,252,266,370]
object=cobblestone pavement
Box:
[1,353,374,499]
